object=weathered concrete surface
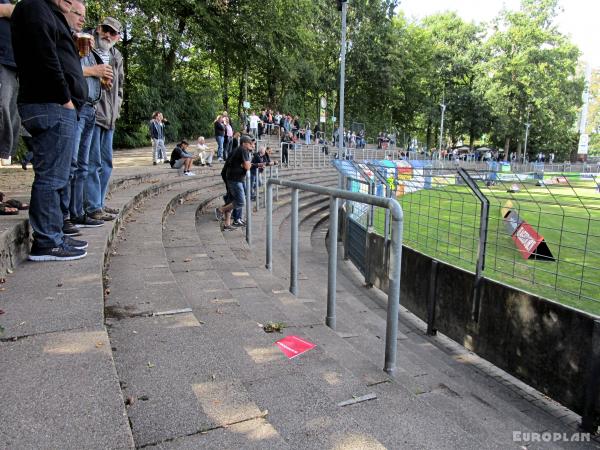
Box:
[0,328,133,449]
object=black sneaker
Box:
[63,236,88,249]
[63,220,83,236]
[71,214,104,228]
[29,242,87,261]
[232,219,246,227]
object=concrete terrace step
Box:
[103,186,486,448]
[0,167,222,450]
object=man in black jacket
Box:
[12,0,88,261]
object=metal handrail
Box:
[265,178,404,373]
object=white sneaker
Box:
[184,171,196,176]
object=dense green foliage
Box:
[82,0,592,160]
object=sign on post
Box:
[502,201,554,261]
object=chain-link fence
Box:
[335,160,600,316]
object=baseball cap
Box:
[101,17,123,34]
[239,135,255,145]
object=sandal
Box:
[0,203,19,215]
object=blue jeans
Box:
[86,125,114,213]
[19,103,77,247]
[67,104,96,218]
[216,135,224,159]
[227,180,245,209]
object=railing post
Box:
[326,196,339,329]
[290,188,299,295]
[265,182,273,271]
[255,170,260,211]
[384,204,403,373]
[245,170,252,247]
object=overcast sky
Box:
[399,0,600,68]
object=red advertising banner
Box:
[511,222,554,261]
[275,335,316,359]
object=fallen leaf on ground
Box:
[147,362,155,368]
[95,342,104,348]
[183,257,192,262]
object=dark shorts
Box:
[226,180,245,208]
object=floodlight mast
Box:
[337,0,347,154]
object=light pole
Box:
[524,110,531,157]
[438,102,446,152]
[337,0,348,156]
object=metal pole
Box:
[338,1,347,157]
[439,102,446,152]
[290,188,299,295]
[326,196,339,329]
[385,204,403,373]
[458,168,489,322]
[255,171,259,211]
[265,183,273,271]
[245,171,252,246]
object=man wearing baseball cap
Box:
[84,16,124,222]
[215,135,254,230]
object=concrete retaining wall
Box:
[343,212,599,427]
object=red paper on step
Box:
[275,335,316,359]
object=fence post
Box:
[457,168,489,322]
[245,171,252,247]
[265,182,273,271]
[290,188,299,295]
[426,260,439,336]
[326,196,339,329]
[582,319,600,433]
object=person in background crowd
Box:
[149,111,167,165]
[214,114,225,161]
[196,136,213,167]
[169,140,195,176]
[248,111,259,139]
[13,0,89,260]
[305,120,311,145]
[0,0,19,164]
[224,115,233,160]
[281,131,293,167]
[85,17,124,222]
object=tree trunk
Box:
[221,58,229,112]
[164,18,186,74]
[469,125,475,151]
[505,136,512,157]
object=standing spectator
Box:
[65,1,108,229]
[214,135,253,230]
[12,0,88,260]
[214,114,225,161]
[281,131,293,167]
[0,0,19,162]
[224,115,233,160]
[248,111,259,138]
[149,111,167,165]
[305,120,311,145]
[85,17,124,222]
